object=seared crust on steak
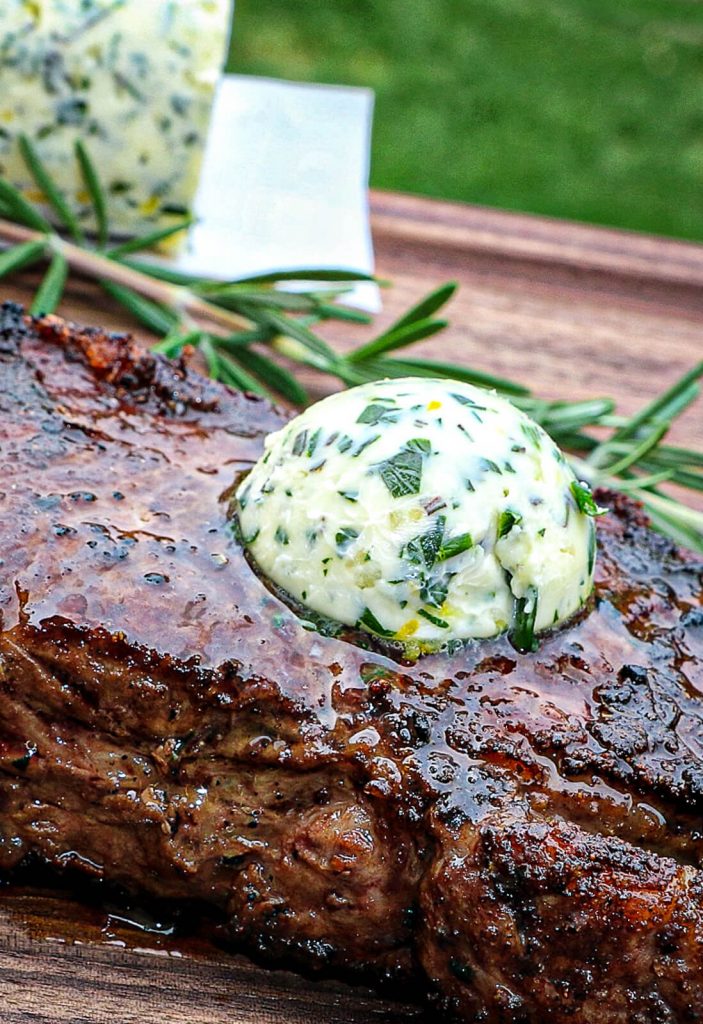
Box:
[1,302,702,1022]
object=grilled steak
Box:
[1,301,702,1023]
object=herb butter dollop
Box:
[235,379,597,653]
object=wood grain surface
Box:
[1,192,702,1021]
[0,887,426,1024]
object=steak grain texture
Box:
[1,302,702,1023]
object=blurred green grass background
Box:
[229,0,703,241]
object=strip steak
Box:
[1,302,703,1023]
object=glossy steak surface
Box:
[1,302,703,1023]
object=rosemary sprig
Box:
[0,140,701,552]
[18,135,83,243]
[569,361,703,551]
[31,251,68,317]
[75,140,108,249]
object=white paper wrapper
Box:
[173,75,379,312]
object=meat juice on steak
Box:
[1,302,702,1023]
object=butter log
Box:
[0,0,232,238]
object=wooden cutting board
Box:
[1,192,702,1023]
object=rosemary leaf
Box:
[230,268,378,285]
[315,303,372,324]
[204,287,319,313]
[589,362,703,467]
[19,135,83,243]
[0,179,52,233]
[521,397,616,434]
[306,286,356,301]
[647,467,703,492]
[152,328,202,356]
[552,432,599,454]
[108,218,194,258]
[75,140,108,249]
[610,470,674,491]
[347,316,448,363]
[117,257,208,286]
[632,364,703,431]
[0,239,47,279]
[217,350,272,396]
[637,490,703,532]
[661,382,701,424]
[231,345,309,405]
[325,359,372,387]
[101,280,178,335]
[216,327,274,350]
[151,336,185,357]
[362,354,529,397]
[31,252,68,316]
[604,421,669,476]
[642,500,703,554]
[245,305,341,367]
[630,444,703,469]
[386,281,457,331]
[646,444,703,468]
[198,334,222,381]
